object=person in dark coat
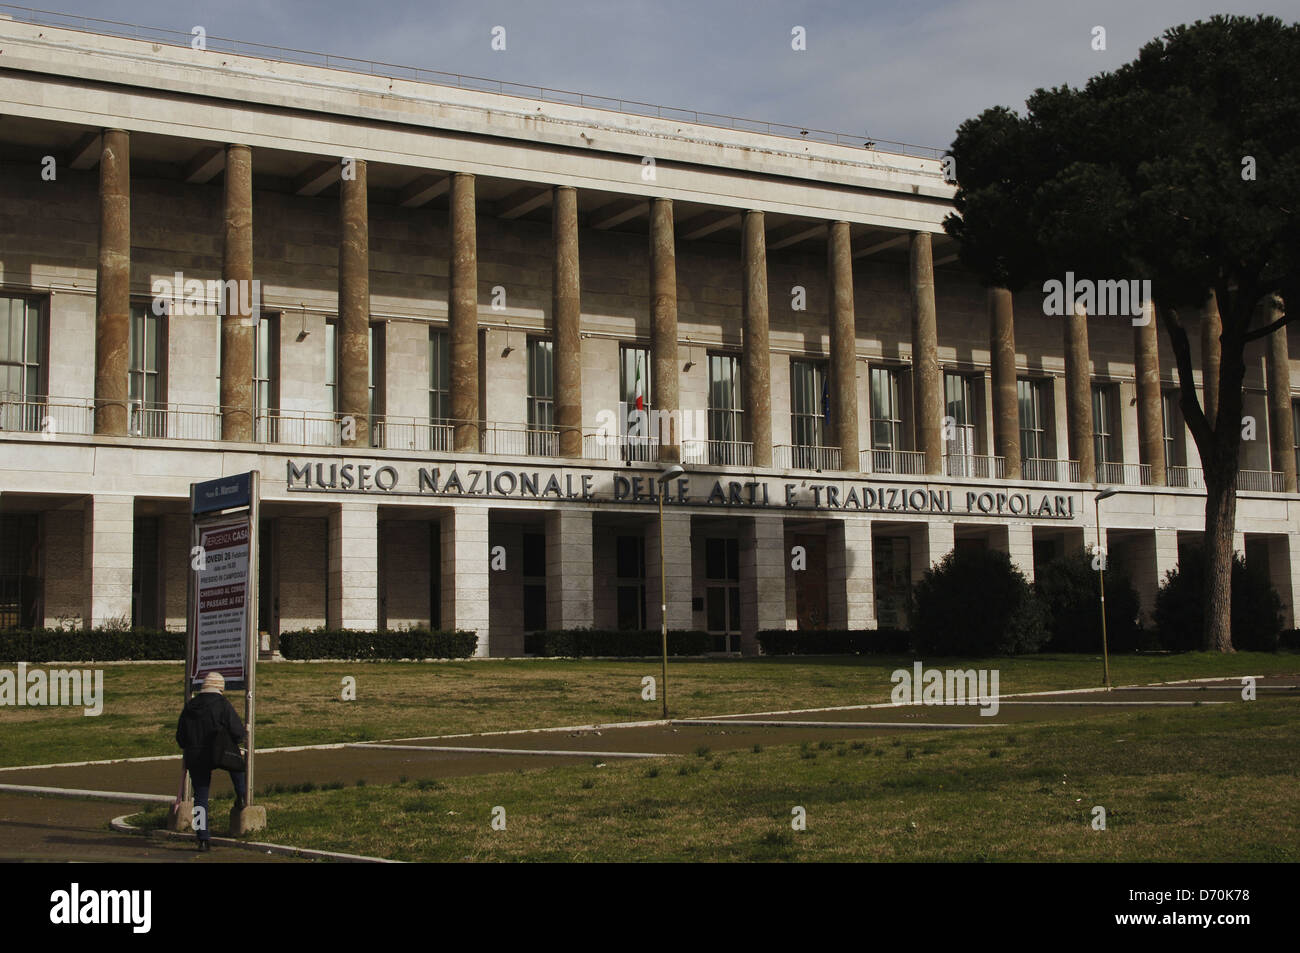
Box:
[175,671,247,851]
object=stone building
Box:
[1,16,1298,654]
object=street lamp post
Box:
[656,464,685,720]
[1095,487,1120,690]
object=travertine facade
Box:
[1,18,1298,655]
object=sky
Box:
[10,0,1300,150]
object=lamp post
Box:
[656,463,685,720]
[1095,487,1120,690]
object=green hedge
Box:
[0,628,183,663]
[524,629,713,657]
[756,628,911,655]
[278,628,478,660]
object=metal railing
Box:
[1239,469,1285,493]
[1166,465,1206,489]
[129,402,222,440]
[1022,458,1082,483]
[372,417,453,452]
[0,394,93,435]
[0,4,945,164]
[861,448,927,475]
[1097,461,1153,486]
[583,432,658,463]
[482,425,558,457]
[259,410,341,447]
[944,454,1005,480]
[683,439,753,467]
[774,444,842,471]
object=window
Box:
[0,295,45,431]
[1092,384,1121,464]
[615,535,646,631]
[220,315,279,441]
[1017,379,1047,461]
[708,353,744,461]
[522,532,547,631]
[0,513,39,630]
[704,537,741,653]
[869,365,904,454]
[429,329,450,424]
[618,345,653,458]
[325,319,337,414]
[1162,390,1186,468]
[1293,399,1300,481]
[129,303,166,436]
[527,337,556,455]
[369,322,384,447]
[943,372,978,457]
[790,359,828,453]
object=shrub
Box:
[277,628,478,660]
[0,627,182,662]
[755,627,911,655]
[1035,549,1142,652]
[1154,547,1284,651]
[523,629,712,657]
[911,548,1049,655]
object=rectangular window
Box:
[943,371,977,457]
[429,328,450,423]
[615,535,646,631]
[129,303,166,436]
[1092,384,1120,464]
[869,366,903,452]
[619,344,653,429]
[1162,390,1186,468]
[0,513,40,630]
[790,359,828,450]
[708,353,743,443]
[325,319,338,415]
[0,295,46,431]
[527,337,555,455]
[369,322,384,447]
[704,536,741,652]
[1017,378,1046,462]
[1293,399,1300,481]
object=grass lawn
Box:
[1,652,1296,768]
[131,697,1300,862]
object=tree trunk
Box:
[1201,470,1237,653]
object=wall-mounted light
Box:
[501,320,515,357]
[296,308,310,342]
[683,338,696,372]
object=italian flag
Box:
[634,355,645,411]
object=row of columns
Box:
[88,130,1296,489]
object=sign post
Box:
[186,470,262,830]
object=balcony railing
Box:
[1166,465,1206,489]
[1097,461,1153,486]
[372,417,453,452]
[0,394,94,436]
[1239,469,1285,493]
[1022,458,1082,482]
[774,444,842,471]
[683,439,753,467]
[583,432,658,463]
[482,425,558,457]
[861,448,927,475]
[259,411,341,447]
[944,454,1005,479]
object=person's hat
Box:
[200,672,225,694]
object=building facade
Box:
[1,17,1298,654]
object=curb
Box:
[109,812,401,863]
